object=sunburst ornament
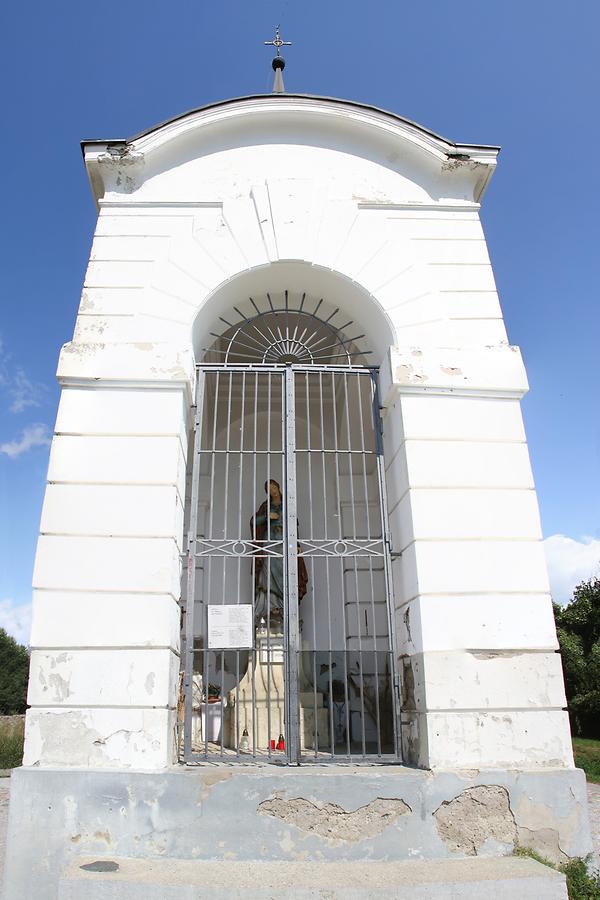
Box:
[203,292,371,366]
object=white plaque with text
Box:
[207,604,253,649]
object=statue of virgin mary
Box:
[251,479,308,629]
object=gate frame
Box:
[183,363,401,764]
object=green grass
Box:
[0,717,24,769]
[515,847,600,899]
[573,737,600,784]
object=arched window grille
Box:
[202,291,372,366]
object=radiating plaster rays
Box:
[79,178,504,354]
[143,180,429,333]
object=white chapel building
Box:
[3,49,593,900]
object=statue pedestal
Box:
[225,633,329,752]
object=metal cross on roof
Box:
[264,26,291,58]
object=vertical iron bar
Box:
[330,372,351,757]
[251,371,259,756]
[285,366,301,764]
[220,372,234,757]
[266,372,272,758]
[205,371,220,758]
[235,370,247,758]
[304,371,317,759]
[357,372,382,756]
[371,371,402,760]
[343,371,366,758]
[184,370,205,761]
[318,371,332,759]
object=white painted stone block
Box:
[57,342,194,389]
[47,435,186,494]
[33,535,181,596]
[90,234,167,261]
[424,593,559,651]
[404,440,534,489]
[428,262,497,292]
[399,395,526,441]
[425,710,574,769]
[421,650,567,711]
[22,707,176,768]
[387,215,485,241]
[446,316,508,348]
[55,388,188,442]
[84,260,152,288]
[440,291,503,319]
[73,314,190,345]
[94,212,191,237]
[386,345,528,396]
[28,648,179,707]
[397,594,559,653]
[79,287,143,316]
[412,539,550,595]
[29,591,180,650]
[393,318,507,348]
[408,488,542,546]
[40,484,184,546]
[391,489,542,547]
[415,239,491,265]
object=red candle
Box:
[270,739,276,750]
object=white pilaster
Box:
[381,348,572,768]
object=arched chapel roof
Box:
[81,94,500,206]
[82,93,499,155]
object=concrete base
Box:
[58,857,568,899]
[2,765,592,900]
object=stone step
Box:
[59,855,567,899]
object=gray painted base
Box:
[2,765,592,900]
[58,857,568,899]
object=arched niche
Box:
[191,261,397,370]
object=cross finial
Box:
[264,26,292,93]
[264,25,292,58]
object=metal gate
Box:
[183,365,399,764]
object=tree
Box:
[0,628,29,715]
[554,575,600,739]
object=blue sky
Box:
[1,1,599,642]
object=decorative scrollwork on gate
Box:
[297,539,385,557]
[194,538,284,558]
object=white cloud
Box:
[9,368,44,413]
[543,534,600,605]
[0,599,32,646]
[0,423,51,459]
[0,337,46,413]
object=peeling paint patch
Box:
[395,364,427,383]
[517,826,567,865]
[434,785,516,856]
[197,769,233,802]
[258,796,411,843]
[48,673,71,703]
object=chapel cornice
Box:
[81,94,500,207]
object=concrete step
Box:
[59,855,568,899]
